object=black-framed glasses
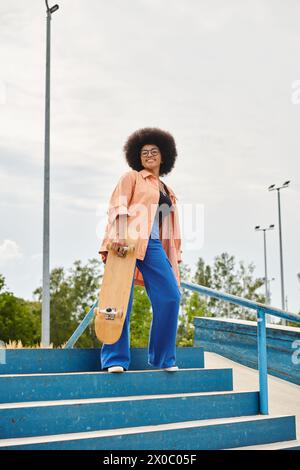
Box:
[141,148,160,157]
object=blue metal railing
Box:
[181,281,300,415]
[65,280,300,415]
[65,301,98,350]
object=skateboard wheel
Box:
[127,245,135,253]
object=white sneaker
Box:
[108,366,125,373]
[164,366,179,372]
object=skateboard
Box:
[94,239,137,344]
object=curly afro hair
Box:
[123,127,177,177]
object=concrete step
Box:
[204,351,300,442]
[0,415,296,450]
[0,391,259,439]
[0,347,204,375]
[0,367,233,404]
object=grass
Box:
[2,341,66,349]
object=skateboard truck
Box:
[97,307,123,320]
[106,242,135,256]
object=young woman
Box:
[98,127,182,373]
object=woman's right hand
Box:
[111,237,128,257]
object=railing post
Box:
[257,308,269,414]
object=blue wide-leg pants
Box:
[100,237,181,370]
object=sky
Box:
[0,0,299,313]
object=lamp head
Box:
[45,1,59,13]
[50,4,59,13]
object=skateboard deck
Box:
[94,239,137,344]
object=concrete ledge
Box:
[194,317,300,385]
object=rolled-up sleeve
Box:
[107,170,136,223]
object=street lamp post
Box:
[267,277,275,304]
[255,224,275,323]
[42,1,59,347]
[268,181,290,324]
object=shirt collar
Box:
[139,169,176,199]
[140,169,154,179]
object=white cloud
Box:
[0,240,22,264]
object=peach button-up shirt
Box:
[98,168,182,288]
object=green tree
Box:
[198,253,265,320]
[177,260,215,346]
[130,286,152,347]
[178,262,192,308]
[235,260,265,320]
[193,258,212,287]
[34,259,102,347]
[177,291,211,346]
[210,253,240,318]
[0,275,41,345]
[191,256,214,313]
[177,253,266,346]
